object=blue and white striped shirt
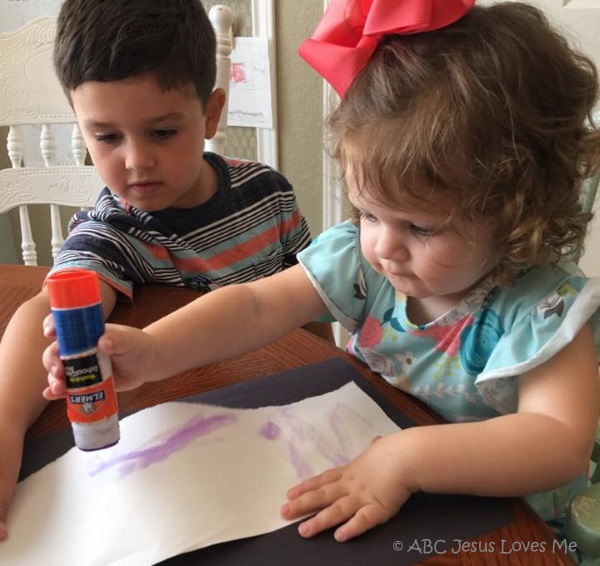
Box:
[49,153,312,298]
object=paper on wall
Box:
[0,382,400,566]
[228,36,273,129]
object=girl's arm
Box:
[283,323,600,541]
[407,322,599,494]
[45,264,328,394]
[143,264,327,379]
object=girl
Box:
[45,0,600,547]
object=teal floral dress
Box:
[298,222,600,524]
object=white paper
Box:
[228,36,273,129]
[1,383,400,566]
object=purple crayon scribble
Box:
[329,403,372,464]
[288,442,314,479]
[259,420,281,440]
[281,403,375,480]
[88,412,237,478]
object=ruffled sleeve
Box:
[474,268,600,414]
[298,221,385,332]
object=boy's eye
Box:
[95,133,120,144]
[410,224,435,237]
[152,129,178,140]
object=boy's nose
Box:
[124,140,155,171]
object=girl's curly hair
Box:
[329,2,600,283]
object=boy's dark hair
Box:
[332,2,600,282]
[54,0,216,108]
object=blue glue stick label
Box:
[51,303,104,356]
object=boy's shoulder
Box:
[208,153,293,193]
[222,156,270,170]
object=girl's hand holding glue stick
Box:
[45,269,120,451]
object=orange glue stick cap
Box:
[46,269,102,309]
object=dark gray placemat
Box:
[21,358,514,565]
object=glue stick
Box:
[46,269,120,451]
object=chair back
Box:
[0,17,102,265]
[205,5,233,157]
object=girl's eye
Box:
[152,129,178,140]
[359,211,378,223]
[410,224,435,237]
[95,133,120,144]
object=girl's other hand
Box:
[280,433,414,541]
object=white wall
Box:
[581,196,600,276]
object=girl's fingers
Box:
[42,314,55,338]
[96,334,114,355]
[42,385,57,400]
[286,467,343,500]
[294,494,358,538]
[42,372,68,400]
[97,324,138,355]
[281,473,346,521]
[333,502,392,542]
[286,495,394,541]
[42,342,61,370]
[0,511,8,542]
[42,343,67,400]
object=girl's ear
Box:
[204,88,226,140]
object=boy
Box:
[0,0,323,539]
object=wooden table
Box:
[0,264,575,565]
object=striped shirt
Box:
[50,153,312,298]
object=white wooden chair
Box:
[205,4,233,157]
[0,6,233,266]
[0,17,101,266]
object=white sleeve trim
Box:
[299,262,358,333]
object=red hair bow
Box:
[299,0,475,97]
